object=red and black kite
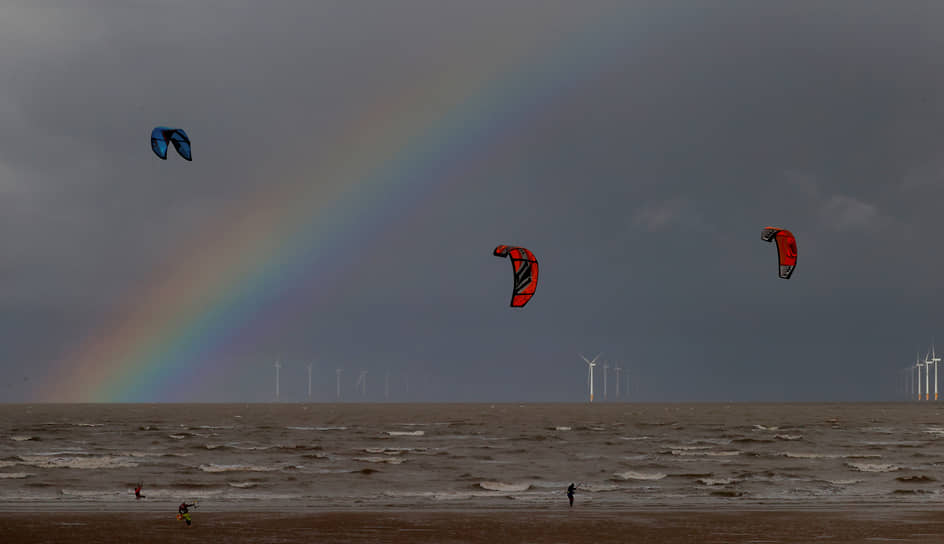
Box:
[492,245,539,307]
[760,227,797,279]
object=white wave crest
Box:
[353,456,406,464]
[781,452,841,459]
[385,431,424,436]
[478,481,531,492]
[228,482,257,488]
[846,462,900,473]
[286,426,347,431]
[613,470,666,481]
[0,472,31,479]
[698,477,738,486]
[198,464,280,473]
[671,450,740,457]
[825,479,862,485]
[774,434,803,441]
[17,455,138,469]
[10,435,37,442]
[554,426,572,431]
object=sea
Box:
[0,403,941,512]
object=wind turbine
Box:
[336,368,343,401]
[603,361,609,401]
[915,352,924,402]
[274,360,281,401]
[930,343,941,401]
[614,365,621,399]
[307,363,313,400]
[921,353,931,400]
[356,370,368,398]
[580,354,600,403]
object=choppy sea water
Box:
[0,403,942,512]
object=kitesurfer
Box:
[567,483,576,507]
[134,483,144,499]
[178,502,196,526]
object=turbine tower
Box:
[356,370,368,398]
[274,360,281,401]
[925,351,931,402]
[915,352,924,402]
[580,354,600,403]
[930,343,941,402]
[336,368,343,401]
[614,365,622,399]
[603,361,609,401]
[307,363,313,400]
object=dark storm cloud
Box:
[1,2,943,401]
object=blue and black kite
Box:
[150,127,192,161]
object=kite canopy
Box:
[760,227,797,279]
[493,245,539,307]
[150,127,192,161]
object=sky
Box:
[1,2,943,403]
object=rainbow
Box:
[42,16,626,402]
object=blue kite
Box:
[150,127,192,161]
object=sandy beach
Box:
[2,509,943,544]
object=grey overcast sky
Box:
[1,2,943,402]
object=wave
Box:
[863,441,924,447]
[753,424,779,431]
[385,431,424,437]
[553,426,572,431]
[823,479,862,485]
[670,450,740,457]
[478,481,531,492]
[353,456,406,464]
[613,470,666,481]
[286,426,348,431]
[198,464,280,473]
[711,490,743,497]
[896,475,936,482]
[698,477,738,486]
[774,434,803,441]
[227,482,257,488]
[691,438,733,446]
[17,455,139,469]
[0,472,31,479]
[363,447,424,455]
[780,452,841,459]
[10,435,38,442]
[846,462,900,473]
[780,451,878,460]
[581,483,621,492]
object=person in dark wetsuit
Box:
[567,483,576,507]
[134,483,144,499]
[178,502,195,526]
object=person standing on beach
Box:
[567,483,576,507]
[178,502,196,526]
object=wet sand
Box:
[2,509,943,543]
